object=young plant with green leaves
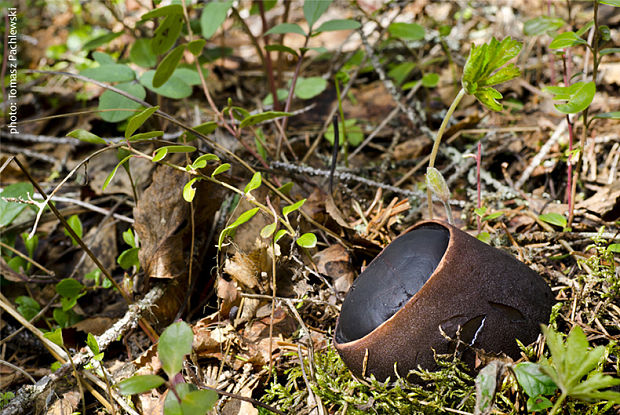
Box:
[426,37,522,220]
[118,321,217,415]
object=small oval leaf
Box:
[118,375,166,395]
[244,172,262,194]
[296,232,317,248]
[538,212,567,228]
[158,322,193,377]
[67,129,106,145]
[212,163,231,176]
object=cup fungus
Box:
[334,220,554,381]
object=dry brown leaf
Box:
[313,244,355,293]
[46,390,80,415]
[224,252,259,289]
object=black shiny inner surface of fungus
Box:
[336,224,449,343]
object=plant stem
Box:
[427,87,466,219]
[334,77,349,167]
[561,53,574,224]
[549,392,567,415]
[257,0,280,111]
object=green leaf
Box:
[549,31,587,49]
[118,247,140,270]
[544,81,595,114]
[324,119,364,146]
[92,52,115,65]
[191,153,220,169]
[514,362,557,397]
[426,167,450,202]
[265,23,307,36]
[181,390,218,414]
[244,172,262,194]
[193,121,218,135]
[264,44,298,57]
[130,38,157,68]
[576,20,595,38]
[593,111,620,120]
[277,182,294,196]
[44,327,63,347]
[64,214,83,245]
[152,13,184,55]
[477,231,491,244]
[86,333,100,355]
[240,111,291,128]
[56,278,84,299]
[607,243,620,253]
[81,64,135,83]
[158,321,193,377]
[274,229,288,243]
[303,0,332,29]
[296,232,317,248]
[474,87,504,112]
[599,0,620,6]
[263,89,289,106]
[83,31,123,51]
[201,1,233,39]
[15,296,40,321]
[475,361,501,414]
[421,72,439,88]
[67,129,106,145]
[188,39,206,56]
[538,212,567,228]
[261,223,277,239]
[98,82,146,123]
[152,145,196,162]
[183,178,199,203]
[0,182,34,227]
[482,211,504,222]
[283,199,306,217]
[218,208,259,249]
[387,22,425,41]
[480,64,520,87]
[388,62,416,85]
[211,163,231,176]
[314,19,361,33]
[118,375,166,395]
[600,47,620,56]
[139,70,192,99]
[294,76,327,99]
[164,383,193,415]
[128,131,164,142]
[141,4,183,20]
[153,44,186,88]
[123,228,136,248]
[527,395,554,412]
[103,155,132,191]
[462,37,522,95]
[523,16,565,36]
[125,106,160,139]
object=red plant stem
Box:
[476,141,482,233]
[562,52,574,217]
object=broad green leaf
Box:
[44,327,64,347]
[277,182,294,195]
[426,167,450,202]
[128,131,164,141]
[67,129,106,145]
[599,0,620,6]
[159,321,193,377]
[303,0,332,29]
[593,111,620,120]
[140,70,192,99]
[118,375,165,395]
[244,172,262,194]
[296,232,317,248]
[576,20,595,37]
[314,19,361,33]
[324,119,364,146]
[249,0,278,15]
[477,232,491,244]
[265,23,307,36]
[283,199,306,216]
[538,212,567,228]
[240,111,291,128]
[193,121,218,135]
[152,145,196,162]
[482,211,504,222]
[64,215,83,245]
[152,13,184,55]
[123,228,136,247]
[480,64,520,87]
[181,390,218,414]
[218,208,259,248]
[98,82,146,123]
[387,22,425,41]
[527,395,554,412]
[261,223,277,239]
[153,44,186,88]
[130,38,157,68]
[81,64,135,83]
[421,72,439,87]
[600,48,620,56]
[183,178,199,203]
[523,16,565,36]
[188,39,206,56]
[607,243,620,253]
[474,87,504,111]
[294,76,327,99]
[15,296,40,321]
[164,383,193,415]
[92,52,115,65]
[201,0,234,39]
[56,278,84,299]
[264,44,298,56]
[388,62,416,85]
[549,31,587,49]
[212,163,231,176]
[514,362,557,397]
[462,37,522,95]
[141,4,183,20]
[126,106,159,139]
[263,89,289,106]
[103,155,132,191]
[192,153,220,169]
[86,333,100,355]
[118,247,139,269]
[546,81,595,114]
[83,31,123,51]
[0,183,34,227]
